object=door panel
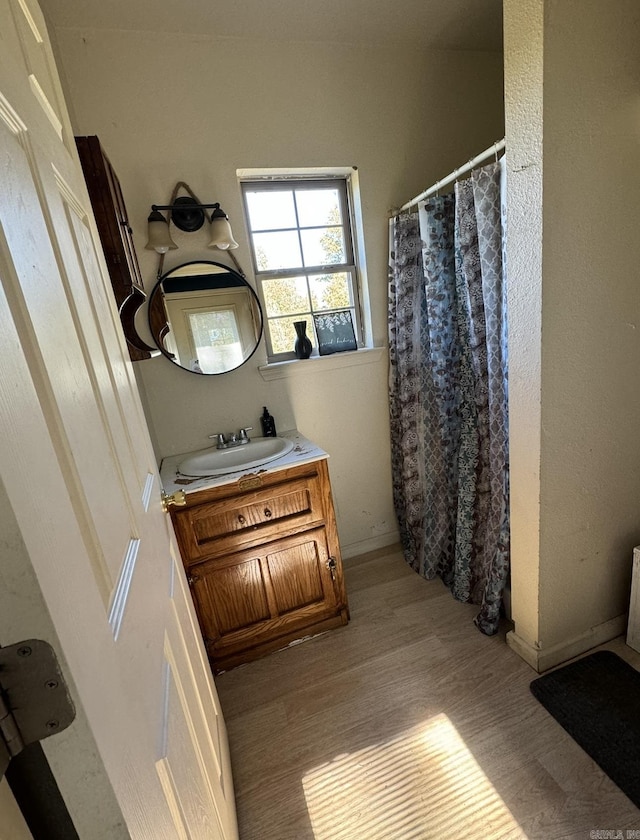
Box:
[9,0,67,145]
[0,110,133,596]
[161,549,238,840]
[0,0,238,836]
[268,538,327,611]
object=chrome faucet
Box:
[238,427,252,443]
[208,427,253,449]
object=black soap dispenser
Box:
[261,407,277,437]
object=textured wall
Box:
[505,0,640,666]
[503,0,544,652]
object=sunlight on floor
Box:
[302,713,528,840]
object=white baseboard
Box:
[507,613,628,673]
[626,546,640,653]
[340,530,400,560]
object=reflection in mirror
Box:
[148,261,263,374]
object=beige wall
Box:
[50,24,504,556]
[505,0,640,668]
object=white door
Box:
[0,1,239,838]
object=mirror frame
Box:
[147,260,263,375]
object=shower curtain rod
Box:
[393,138,505,215]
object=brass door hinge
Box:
[0,640,75,780]
[161,489,187,512]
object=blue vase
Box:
[293,320,312,359]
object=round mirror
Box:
[148,260,263,374]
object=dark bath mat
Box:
[530,650,640,808]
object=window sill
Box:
[258,346,387,381]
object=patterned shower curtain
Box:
[388,161,509,635]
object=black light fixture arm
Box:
[152,202,223,212]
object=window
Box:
[241,177,362,361]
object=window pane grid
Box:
[241,177,361,360]
[248,224,344,236]
[258,263,356,279]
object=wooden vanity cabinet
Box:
[170,459,349,673]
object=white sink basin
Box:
[178,436,294,477]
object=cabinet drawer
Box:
[173,473,325,562]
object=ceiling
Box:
[40,0,503,52]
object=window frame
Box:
[240,176,363,362]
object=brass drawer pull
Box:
[237,514,246,524]
[264,508,272,518]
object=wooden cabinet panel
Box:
[268,538,325,613]
[172,459,349,673]
[75,135,154,362]
[196,556,271,634]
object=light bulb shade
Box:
[145,210,178,254]
[207,205,239,250]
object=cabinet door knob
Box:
[187,573,199,586]
[264,508,272,519]
[327,557,337,580]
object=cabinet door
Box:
[189,527,345,671]
[75,135,153,361]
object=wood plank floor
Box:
[216,544,640,840]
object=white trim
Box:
[141,472,155,512]
[237,165,356,180]
[347,167,372,345]
[0,91,27,135]
[28,74,62,139]
[155,758,190,840]
[108,538,140,640]
[506,613,628,673]
[626,546,640,652]
[258,345,386,381]
[16,0,44,43]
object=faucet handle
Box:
[208,433,226,448]
[238,427,253,442]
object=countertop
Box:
[159,429,328,495]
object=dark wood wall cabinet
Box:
[170,459,350,673]
[75,135,154,361]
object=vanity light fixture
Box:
[145,181,239,254]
